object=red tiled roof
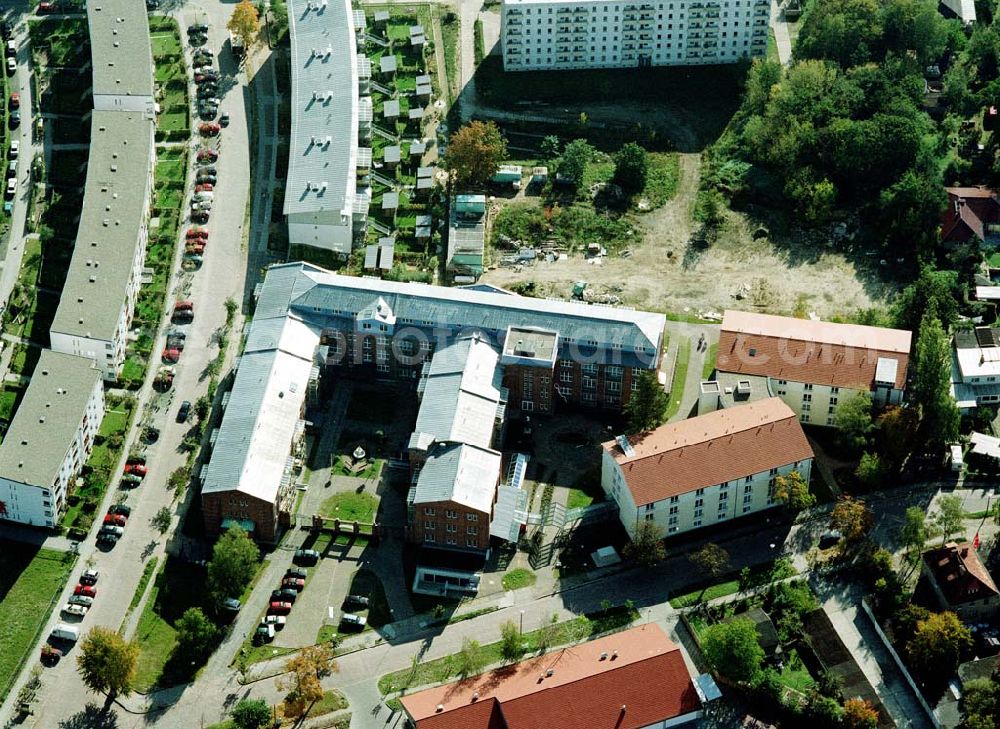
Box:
[400,624,701,729]
[717,310,911,391]
[942,187,1000,242]
[923,541,1000,607]
[602,398,813,506]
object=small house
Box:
[416,176,434,198]
[922,541,1000,622]
[723,608,780,658]
[408,107,424,123]
[409,141,426,159]
[382,191,399,215]
[416,214,432,239]
[492,164,522,186]
[383,99,400,121]
[373,10,390,28]
[378,238,395,271]
[384,145,401,169]
[531,166,548,185]
[417,166,434,180]
[363,244,379,270]
[352,8,365,33]
[379,55,397,78]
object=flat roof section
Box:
[87,0,154,100]
[285,0,360,219]
[0,350,102,489]
[51,111,154,342]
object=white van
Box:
[50,623,80,642]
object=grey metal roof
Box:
[411,335,504,450]
[87,0,154,101]
[0,351,102,489]
[384,100,400,118]
[274,263,664,361]
[50,111,154,341]
[413,441,501,513]
[284,0,360,218]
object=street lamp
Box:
[519,610,524,635]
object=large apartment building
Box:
[0,351,104,528]
[712,310,912,426]
[200,263,664,543]
[602,398,814,539]
[500,0,769,71]
[284,0,371,255]
[86,0,155,113]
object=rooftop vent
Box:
[616,435,634,457]
[611,650,618,659]
[471,692,479,702]
[545,669,554,677]
[435,705,444,713]
[599,652,608,660]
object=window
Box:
[467,526,478,535]
[669,506,679,515]
[467,513,478,522]
[804,383,814,391]
[718,500,728,511]
[748,347,757,357]
[693,519,702,527]
[742,504,753,514]
[446,510,458,519]
[522,400,535,412]
[744,476,752,484]
[466,538,478,547]
[668,515,678,525]
[670,495,679,504]
[743,493,753,504]
[582,392,596,403]
[719,491,728,501]
[668,526,678,533]
[645,513,655,521]
[424,533,436,542]
[446,524,457,533]
[424,520,436,530]
[694,508,703,518]
[582,363,598,375]
[560,370,573,383]
[769,467,778,476]
[802,403,811,412]
[830,386,839,394]
[695,487,704,495]
[694,498,703,507]
[645,503,655,511]
[446,537,457,545]
[377,363,390,374]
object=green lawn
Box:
[669,559,797,608]
[378,605,639,694]
[501,568,537,591]
[0,544,76,701]
[319,491,379,523]
[665,337,691,419]
[641,153,680,209]
[778,648,815,693]
[701,343,718,380]
[670,580,740,608]
[127,558,159,613]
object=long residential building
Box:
[0,351,104,528]
[400,623,710,728]
[500,0,770,72]
[284,0,371,255]
[50,0,155,381]
[49,111,155,381]
[712,310,912,426]
[602,397,814,539]
[200,262,664,542]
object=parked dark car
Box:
[339,613,366,631]
[286,567,308,579]
[96,533,119,547]
[177,400,192,423]
[108,504,131,517]
[294,549,320,565]
[343,594,370,609]
[271,588,298,603]
[187,23,209,34]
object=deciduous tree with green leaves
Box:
[855,452,886,488]
[174,608,218,665]
[499,620,525,663]
[912,311,960,450]
[76,627,139,702]
[444,121,508,190]
[689,543,730,601]
[906,611,972,684]
[623,519,666,566]
[773,470,816,511]
[455,637,486,678]
[613,142,649,196]
[932,494,964,544]
[834,392,873,453]
[701,618,764,684]
[230,698,271,729]
[207,525,260,606]
[830,495,873,543]
[557,139,595,189]
[899,506,929,559]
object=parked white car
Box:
[61,603,89,617]
[261,615,287,629]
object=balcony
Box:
[508,28,522,35]
[557,6,572,13]
[507,7,522,14]
[623,43,635,50]
[507,18,522,25]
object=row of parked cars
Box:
[42,567,103,664]
[256,566,310,642]
[96,502,132,548]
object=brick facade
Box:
[407,499,491,551]
[202,491,280,543]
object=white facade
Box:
[602,449,813,539]
[500,0,769,71]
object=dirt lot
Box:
[481,155,895,319]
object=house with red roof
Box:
[601,398,814,540]
[941,186,1000,245]
[714,310,911,427]
[399,623,707,729]
[922,541,1000,622]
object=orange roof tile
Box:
[400,624,701,729]
[923,542,1000,607]
[717,310,911,391]
[602,398,813,506]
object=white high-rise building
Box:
[500,0,769,71]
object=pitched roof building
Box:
[602,398,814,538]
[922,541,1000,621]
[941,187,1000,244]
[399,623,704,729]
[714,310,911,425]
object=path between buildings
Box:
[770,0,793,65]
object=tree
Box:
[444,121,507,190]
[912,310,960,450]
[227,0,260,53]
[701,618,765,684]
[536,613,559,654]
[76,627,139,701]
[623,519,666,566]
[624,370,669,433]
[830,496,873,543]
[773,470,816,511]
[230,698,271,729]
[855,452,886,488]
[278,644,338,718]
[613,142,649,196]
[207,525,260,606]
[899,506,929,559]
[557,139,594,188]
[843,698,879,729]
[454,637,485,678]
[689,543,730,601]
[961,678,999,729]
[876,406,919,469]
[932,494,964,545]
[834,392,873,452]
[174,608,218,664]
[499,620,525,663]
[540,135,561,160]
[893,266,960,333]
[907,611,972,682]
[150,506,172,535]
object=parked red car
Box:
[175,300,194,311]
[281,577,305,591]
[73,585,96,597]
[162,348,181,364]
[195,183,214,193]
[186,228,208,240]
[104,514,126,527]
[9,92,18,109]
[197,149,218,162]
[199,122,220,136]
[124,463,148,476]
[268,601,292,615]
[186,243,205,255]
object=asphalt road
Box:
[0,2,254,725]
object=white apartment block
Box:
[0,351,104,528]
[602,398,813,539]
[713,310,912,426]
[500,0,769,71]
